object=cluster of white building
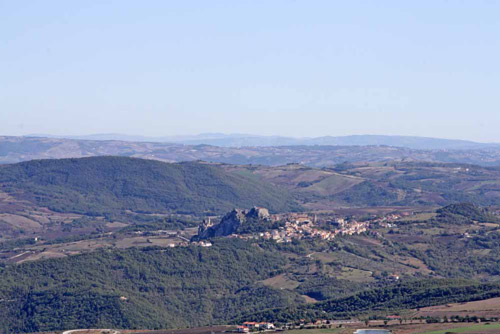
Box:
[263,221,337,241]
[237,322,275,332]
[189,240,213,247]
[235,216,370,243]
[333,218,368,235]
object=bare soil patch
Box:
[0,214,42,230]
[261,273,300,290]
[126,326,233,334]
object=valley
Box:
[3,0,500,332]
[2,157,500,244]
[2,157,500,333]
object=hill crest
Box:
[0,156,297,216]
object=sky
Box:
[1,1,500,142]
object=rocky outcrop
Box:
[196,207,270,239]
[247,206,270,220]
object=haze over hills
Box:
[28,133,500,150]
[4,0,500,333]
[3,135,500,166]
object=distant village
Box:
[229,211,405,243]
[235,319,358,332]
[234,317,391,332]
[130,210,408,247]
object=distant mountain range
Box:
[3,135,500,166]
[28,133,500,150]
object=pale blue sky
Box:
[1,1,499,142]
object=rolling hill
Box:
[3,136,500,166]
[2,157,500,243]
[0,239,298,333]
[223,161,500,209]
[3,202,500,333]
[30,133,500,150]
[0,156,298,216]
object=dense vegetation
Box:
[3,202,500,332]
[0,157,299,216]
[0,239,298,333]
[235,217,286,234]
[241,279,500,324]
[1,155,500,333]
[294,275,372,301]
[436,203,498,224]
[3,235,500,333]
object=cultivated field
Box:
[412,323,500,334]
[415,297,500,318]
[280,323,500,334]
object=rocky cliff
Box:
[196,207,270,239]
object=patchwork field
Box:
[415,297,500,318]
[1,233,195,264]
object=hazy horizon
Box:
[14,132,500,145]
[2,1,500,141]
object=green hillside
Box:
[436,203,499,223]
[241,279,500,323]
[0,157,299,215]
[0,239,298,333]
[225,162,500,208]
[2,237,500,333]
[3,202,500,332]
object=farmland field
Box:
[416,323,500,334]
[415,297,500,318]
[281,329,344,334]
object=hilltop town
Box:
[193,207,404,243]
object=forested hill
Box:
[2,238,500,333]
[239,279,500,324]
[0,156,298,215]
[0,239,297,333]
